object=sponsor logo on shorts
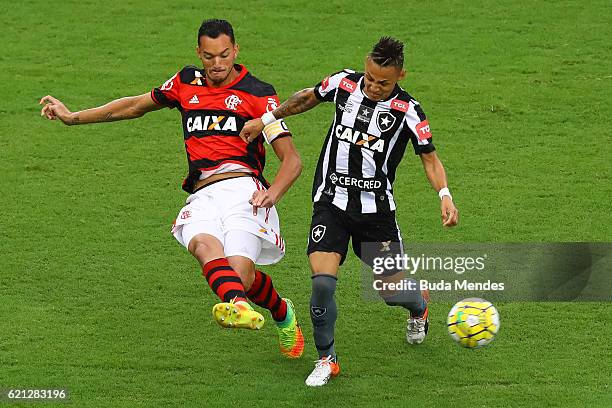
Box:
[180,210,191,220]
[311,225,326,243]
[380,241,392,252]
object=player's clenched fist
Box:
[39,95,74,125]
[240,118,265,143]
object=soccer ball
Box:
[447,298,500,348]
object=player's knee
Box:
[310,274,338,325]
[188,234,223,264]
[311,274,337,300]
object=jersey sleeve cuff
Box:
[150,89,162,105]
[151,88,177,108]
[415,144,436,155]
[313,86,326,101]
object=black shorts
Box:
[307,201,404,267]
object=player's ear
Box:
[234,43,240,59]
[398,69,406,81]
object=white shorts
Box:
[171,176,285,265]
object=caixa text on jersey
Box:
[335,124,385,152]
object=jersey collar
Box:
[359,76,401,103]
[205,64,248,89]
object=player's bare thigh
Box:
[309,251,342,277]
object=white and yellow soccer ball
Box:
[447,298,500,348]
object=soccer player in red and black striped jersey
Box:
[39,19,304,359]
[241,37,460,385]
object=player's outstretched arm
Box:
[39,93,163,126]
[420,151,459,227]
[240,88,321,143]
[249,137,302,214]
[271,87,321,119]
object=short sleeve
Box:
[151,72,181,109]
[403,102,436,155]
[313,70,352,102]
[257,93,281,117]
[258,93,292,144]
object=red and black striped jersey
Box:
[151,64,289,193]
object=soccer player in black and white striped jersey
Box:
[241,37,459,386]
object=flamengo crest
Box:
[225,95,243,110]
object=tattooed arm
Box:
[39,93,162,126]
[239,88,321,142]
[271,88,321,119]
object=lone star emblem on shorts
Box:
[311,225,327,243]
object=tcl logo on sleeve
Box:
[391,99,410,112]
[416,120,432,140]
[339,78,357,93]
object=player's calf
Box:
[202,258,249,303]
[246,270,288,321]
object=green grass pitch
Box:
[1,1,611,407]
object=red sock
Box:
[246,270,287,322]
[202,258,247,303]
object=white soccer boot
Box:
[305,356,340,387]
[407,290,430,344]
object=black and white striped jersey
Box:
[312,69,436,214]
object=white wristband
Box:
[261,112,277,126]
[438,187,452,201]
